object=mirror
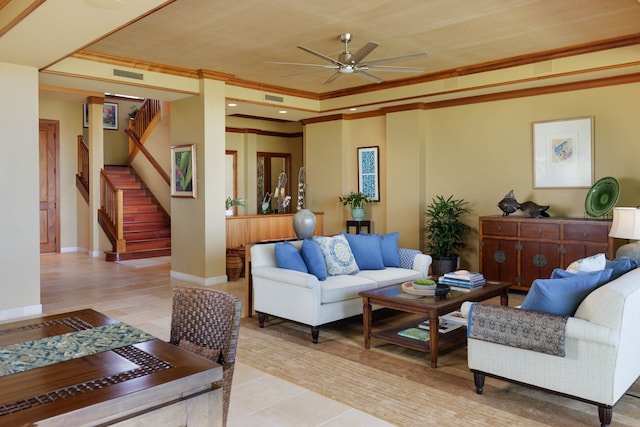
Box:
[257,152,291,213]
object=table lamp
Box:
[609,207,640,262]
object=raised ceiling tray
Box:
[585,176,620,217]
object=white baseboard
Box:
[0,304,42,322]
[170,270,228,286]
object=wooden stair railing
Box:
[128,99,162,161]
[76,136,89,203]
[98,170,125,253]
[125,128,170,185]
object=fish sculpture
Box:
[497,190,550,218]
[497,190,519,216]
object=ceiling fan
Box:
[266,33,428,84]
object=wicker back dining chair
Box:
[170,287,242,426]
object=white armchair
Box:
[462,267,640,427]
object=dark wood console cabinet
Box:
[479,216,614,292]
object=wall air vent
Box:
[264,94,284,102]
[113,69,144,80]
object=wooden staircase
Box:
[102,165,171,261]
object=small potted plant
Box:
[423,195,471,275]
[225,197,247,216]
[339,192,371,220]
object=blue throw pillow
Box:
[550,268,614,287]
[605,257,638,280]
[301,239,327,280]
[380,232,400,267]
[342,233,385,270]
[275,242,308,273]
[521,273,604,316]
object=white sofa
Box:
[251,239,432,343]
[463,266,640,427]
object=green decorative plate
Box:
[585,177,619,217]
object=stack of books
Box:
[438,270,486,291]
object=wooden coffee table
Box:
[359,281,511,368]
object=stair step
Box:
[126,238,172,252]
[123,220,171,232]
[114,182,144,190]
[123,212,167,222]
[123,190,150,198]
[123,196,153,205]
[106,248,171,262]
[123,204,161,214]
[124,229,171,240]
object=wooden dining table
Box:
[0,309,222,426]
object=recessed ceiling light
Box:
[349,108,357,111]
[85,0,124,9]
[278,110,287,114]
[227,103,237,107]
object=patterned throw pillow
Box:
[314,235,359,276]
[399,248,421,270]
[565,253,606,273]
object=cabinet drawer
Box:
[521,222,560,239]
[563,224,609,243]
[482,220,517,236]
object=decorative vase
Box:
[292,209,316,239]
[351,207,365,221]
[225,209,233,217]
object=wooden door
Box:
[39,120,59,253]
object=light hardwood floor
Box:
[37,252,392,427]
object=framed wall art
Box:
[358,146,380,201]
[83,102,119,130]
[532,116,594,188]
[170,144,197,198]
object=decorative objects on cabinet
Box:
[479,216,613,291]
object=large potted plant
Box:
[423,195,471,275]
[339,192,371,220]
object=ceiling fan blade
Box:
[365,52,428,66]
[297,45,346,67]
[355,70,384,84]
[366,65,426,73]
[349,41,379,65]
[324,72,342,84]
[265,60,338,69]
[281,68,338,78]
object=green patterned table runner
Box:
[0,322,155,376]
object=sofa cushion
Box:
[605,256,638,280]
[399,248,421,270]
[565,253,606,273]
[314,235,359,276]
[319,275,377,304]
[275,242,308,273]
[521,271,611,316]
[301,238,327,281]
[342,233,385,270]
[380,232,401,267]
[356,267,422,287]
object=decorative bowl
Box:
[412,279,437,290]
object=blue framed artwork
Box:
[358,146,380,201]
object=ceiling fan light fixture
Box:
[339,65,354,74]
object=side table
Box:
[346,220,371,234]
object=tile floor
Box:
[36,252,393,427]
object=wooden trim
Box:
[0,0,45,38]
[225,127,302,138]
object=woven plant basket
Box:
[226,254,243,281]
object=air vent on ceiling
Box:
[264,94,284,102]
[113,69,144,80]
